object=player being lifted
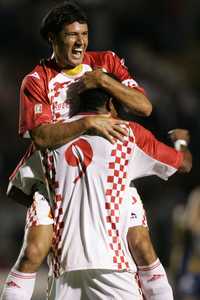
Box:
[1,2,191,300]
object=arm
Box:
[80,69,152,117]
[129,123,192,181]
[168,129,192,173]
[31,115,128,149]
[20,69,128,149]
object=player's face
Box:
[53,22,88,69]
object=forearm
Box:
[100,74,152,117]
[30,118,90,150]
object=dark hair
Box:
[79,73,122,113]
[40,1,88,42]
[79,88,111,112]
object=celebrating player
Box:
[45,86,191,299]
[1,2,191,300]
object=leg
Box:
[1,192,53,300]
[127,225,157,266]
[16,224,53,273]
[127,187,174,300]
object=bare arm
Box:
[30,114,128,149]
[79,69,152,117]
[168,129,192,173]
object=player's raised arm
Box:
[80,69,152,117]
[128,122,192,181]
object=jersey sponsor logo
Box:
[65,138,93,183]
[34,103,42,114]
[52,101,69,112]
[28,72,40,79]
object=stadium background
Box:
[0,0,200,298]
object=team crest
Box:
[34,104,42,114]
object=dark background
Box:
[0,0,200,298]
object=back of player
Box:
[47,116,143,299]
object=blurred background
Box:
[0,0,200,299]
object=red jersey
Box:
[19,51,145,138]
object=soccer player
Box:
[3,90,191,299]
[1,2,152,299]
[44,87,191,299]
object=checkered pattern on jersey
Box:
[42,151,65,278]
[51,193,64,278]
[105,125,134,270]
[25,200,38,228]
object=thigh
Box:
[17,192,54,262]
[26,191,54,228]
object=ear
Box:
[48,32,54,44]
[106,97,113,112]
[107,98,118,117]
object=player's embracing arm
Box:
[20,68,129,149]
[81,51,152,117]
[128,122,192,181]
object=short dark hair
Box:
[40,1,88,42]
[79,88,111,113]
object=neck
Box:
[79,107,109,115]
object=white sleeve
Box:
[128,144,178,181]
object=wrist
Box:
[99,72,110,89]
[82,116,93,130]
[174,139,188,151]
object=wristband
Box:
[174,139,188,151]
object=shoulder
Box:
[83,51,120,68]
[129,121,152,138]
[22,64,45,89]
[21,58,57,90]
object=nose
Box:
[76,34,84,45]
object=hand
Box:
[168,129,190,143]
[76,69,106,93]
[85,114,129,144]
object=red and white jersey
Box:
[47,114,183,277]
[19,51,144,138]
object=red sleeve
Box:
[85,51,145,94]
[19,73,52,137]
[130,122,184,169]
[104,51,145,94]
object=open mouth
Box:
[72,48,83,58]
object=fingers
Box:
[99,128,125,144]
[98,119,129,144]
[168,129,190,141]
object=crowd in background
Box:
[0,0,200,299]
